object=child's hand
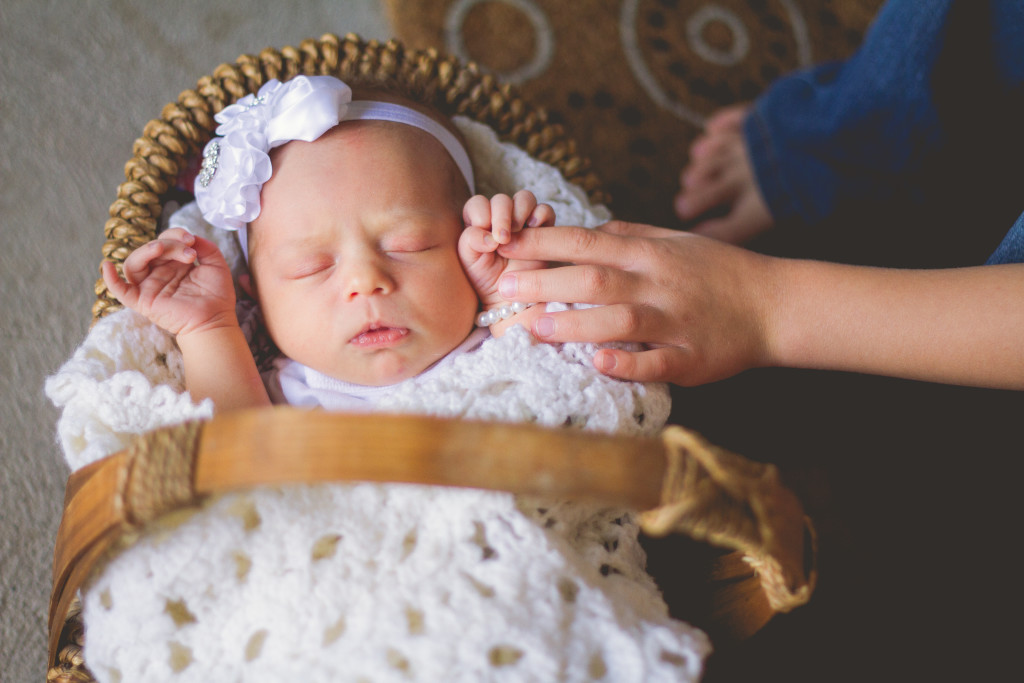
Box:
[458,190,555,310]
[101,227,238,338]
[675,104,774,244]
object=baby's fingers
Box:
[101,260,133,304]
[458,228,501,274]
[122,239,197,284]
[160,227,198,246]
[510,190,539,231]
[488,194,515,243]
[527,203,556,228]
[463,194,492,229]
[459,224,500,256]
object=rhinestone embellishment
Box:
[245,94,267,110]
[198,140,220,188]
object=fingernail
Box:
[597,352,616,372]
[675,197,689,217]
[499,229,510,242]
[498,273,516,299]
[527,214,541,227]
[183,247,196,259]
[484,233,497,247]
[534,316,554,338]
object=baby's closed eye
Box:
[381,237,438,254]
[285,256,335,279]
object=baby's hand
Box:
[459,190,555,310]
[101,227,238,338]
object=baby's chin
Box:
[298,328,474,387]
[330,352,439,387]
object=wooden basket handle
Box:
[48,408,816,672]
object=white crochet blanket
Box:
[46,118,710,682]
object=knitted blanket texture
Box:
[45,118,710,682]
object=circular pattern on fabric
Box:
[445,0,555,84]
[625,0,814,128]
[387,0,883,229]
[685,4,751,68]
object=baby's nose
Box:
[344,258,394,300]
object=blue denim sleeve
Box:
[992,1,1024,84]
[743,0,953,226]
[982,0,1024,264]
[986,211,1024,265]
[987,1,1024,264]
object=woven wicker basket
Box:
[48,33,815,682]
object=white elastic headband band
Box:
[193,75,475,260]
[344,100,474,195]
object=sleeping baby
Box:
[48,75,709,682]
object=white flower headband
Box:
[194,75,475,258]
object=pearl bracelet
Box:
[476,302,537,327]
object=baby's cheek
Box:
[261,292,322,351]
[447,271,481,329]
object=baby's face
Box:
[248,121,478,386]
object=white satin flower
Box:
[213,80,285,138]
[194,76,353,232]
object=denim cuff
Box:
[741,0,958,231]
[986,210,1024,265]
[743,97,808,228]
[742,70,839,229]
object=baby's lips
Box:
[349,326,410,348]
